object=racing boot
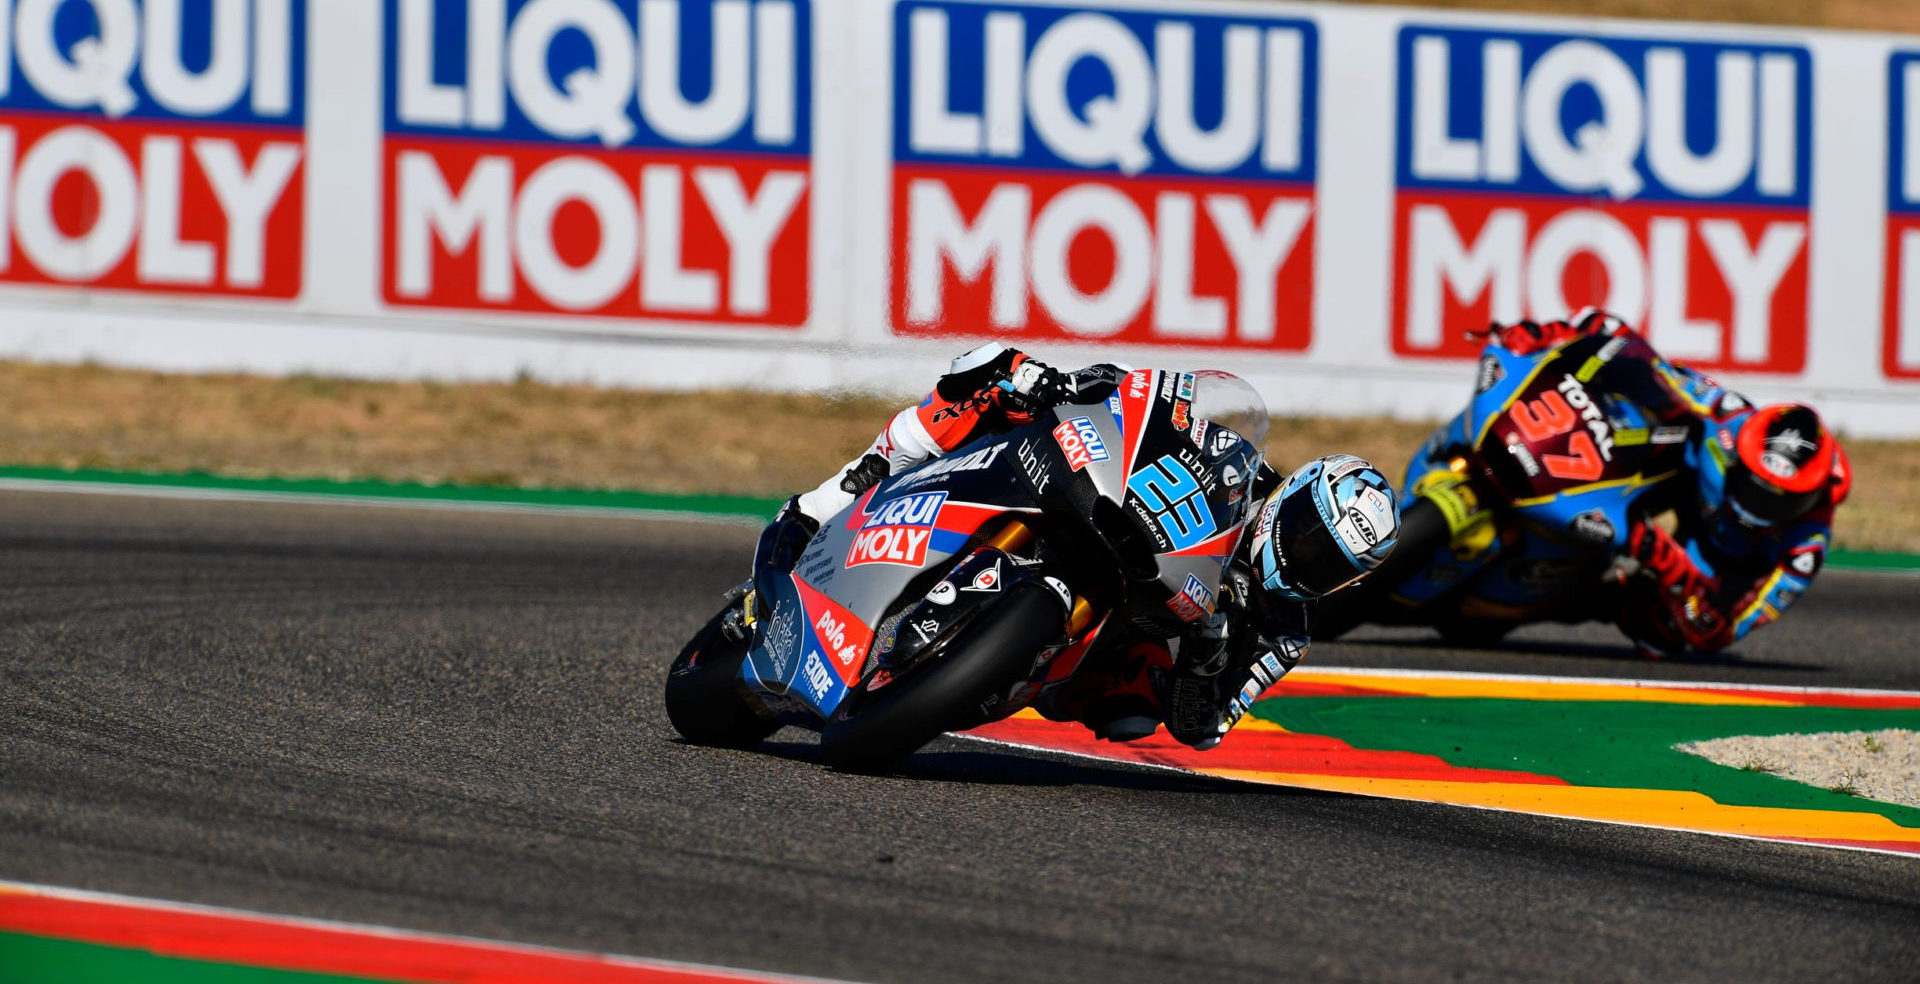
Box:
[1166,631,1304,750]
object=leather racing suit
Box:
[771,343,1308,748]
[1415,310,1849,657]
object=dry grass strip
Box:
[1,360,1914,551]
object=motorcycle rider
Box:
[1420,308,1849,657]
[754,343,1400,749]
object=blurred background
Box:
[0,0,1914,550]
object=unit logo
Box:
[1392,27,1812,373]
[0,0,306,298]
[1052,415,1109,470]
[1886,51,1920,380]
[847,491,947,567]
[382,0,812,325]
[891,2,1317,350]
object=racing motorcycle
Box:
[1315,331,1693,644]
[665,370,1268,772]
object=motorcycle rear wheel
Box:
[664,605,780,749]
[820,583,1063,774]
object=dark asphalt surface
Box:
[2,488,1917,983]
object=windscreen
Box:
[1187,371,1269,448]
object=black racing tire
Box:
[1313,496,1451,640]
[664,605,779,749]
[820,583,1064,774]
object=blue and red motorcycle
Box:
[1316,330,1697,644]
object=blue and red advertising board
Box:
[1392,26,1812,374]
[1886,51,1920,380]
[891,0,1317,350]
[0,0,306,298]
[380,0,812,325]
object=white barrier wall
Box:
[0,0,1917,435]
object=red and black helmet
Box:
[1725,404,1849,528]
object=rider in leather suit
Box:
[756,343,1400,748]
[1439,308,1850,657]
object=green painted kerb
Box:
[0,931,385,984]
[0,466,785,521]
[1256,697,1920,827]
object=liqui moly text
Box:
[892,1,1317,349]
[382,0,811,325]
[1392,27,1812,372]
[846,491,947,567]
[0,0,306,298]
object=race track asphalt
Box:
[2,488,1916,983]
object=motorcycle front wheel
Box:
[664,604,780,749]
[820,582,1064,774]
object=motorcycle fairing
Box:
[1385,334,1686,617]
[796,429,1042,632]
[739,571,844,727]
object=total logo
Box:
[0,0,307,298]
[891,1,1317,351]
[847,491,947,567]
[1052,416,1110,471]
[1392,27,1812,373]
[382,0,811,325]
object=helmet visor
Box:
[1275,488,1366,597]
[1726,459,1822,528]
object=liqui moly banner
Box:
[891,0,1318,350]
[0,0,306,298]
[1391,26,1813,374]
[381,0,812,326]
[2,2,1919,437]
[1887,50,1920,381]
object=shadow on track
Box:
[679,736,1342,799]
[1337,632,1821,673]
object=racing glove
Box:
[1476,307,1628,356]
[1627,523,1729,652]
[998,358,1071,414]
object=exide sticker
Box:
[847,491,947,567]
[1052,416,1110,471]
[891,2,1317,350]
[382,0,812,325]
[0,0,307,299]
[1392,27,1812,373]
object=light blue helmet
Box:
[1249,454,1399,601]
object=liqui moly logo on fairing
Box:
[1052,416,1109,471]
[0,0,306,297]
[847,492,947,567]
[1392,27,1813,373]
[382,0,811,324]
[892,1,1318,351]
[1884,51,1920,380]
